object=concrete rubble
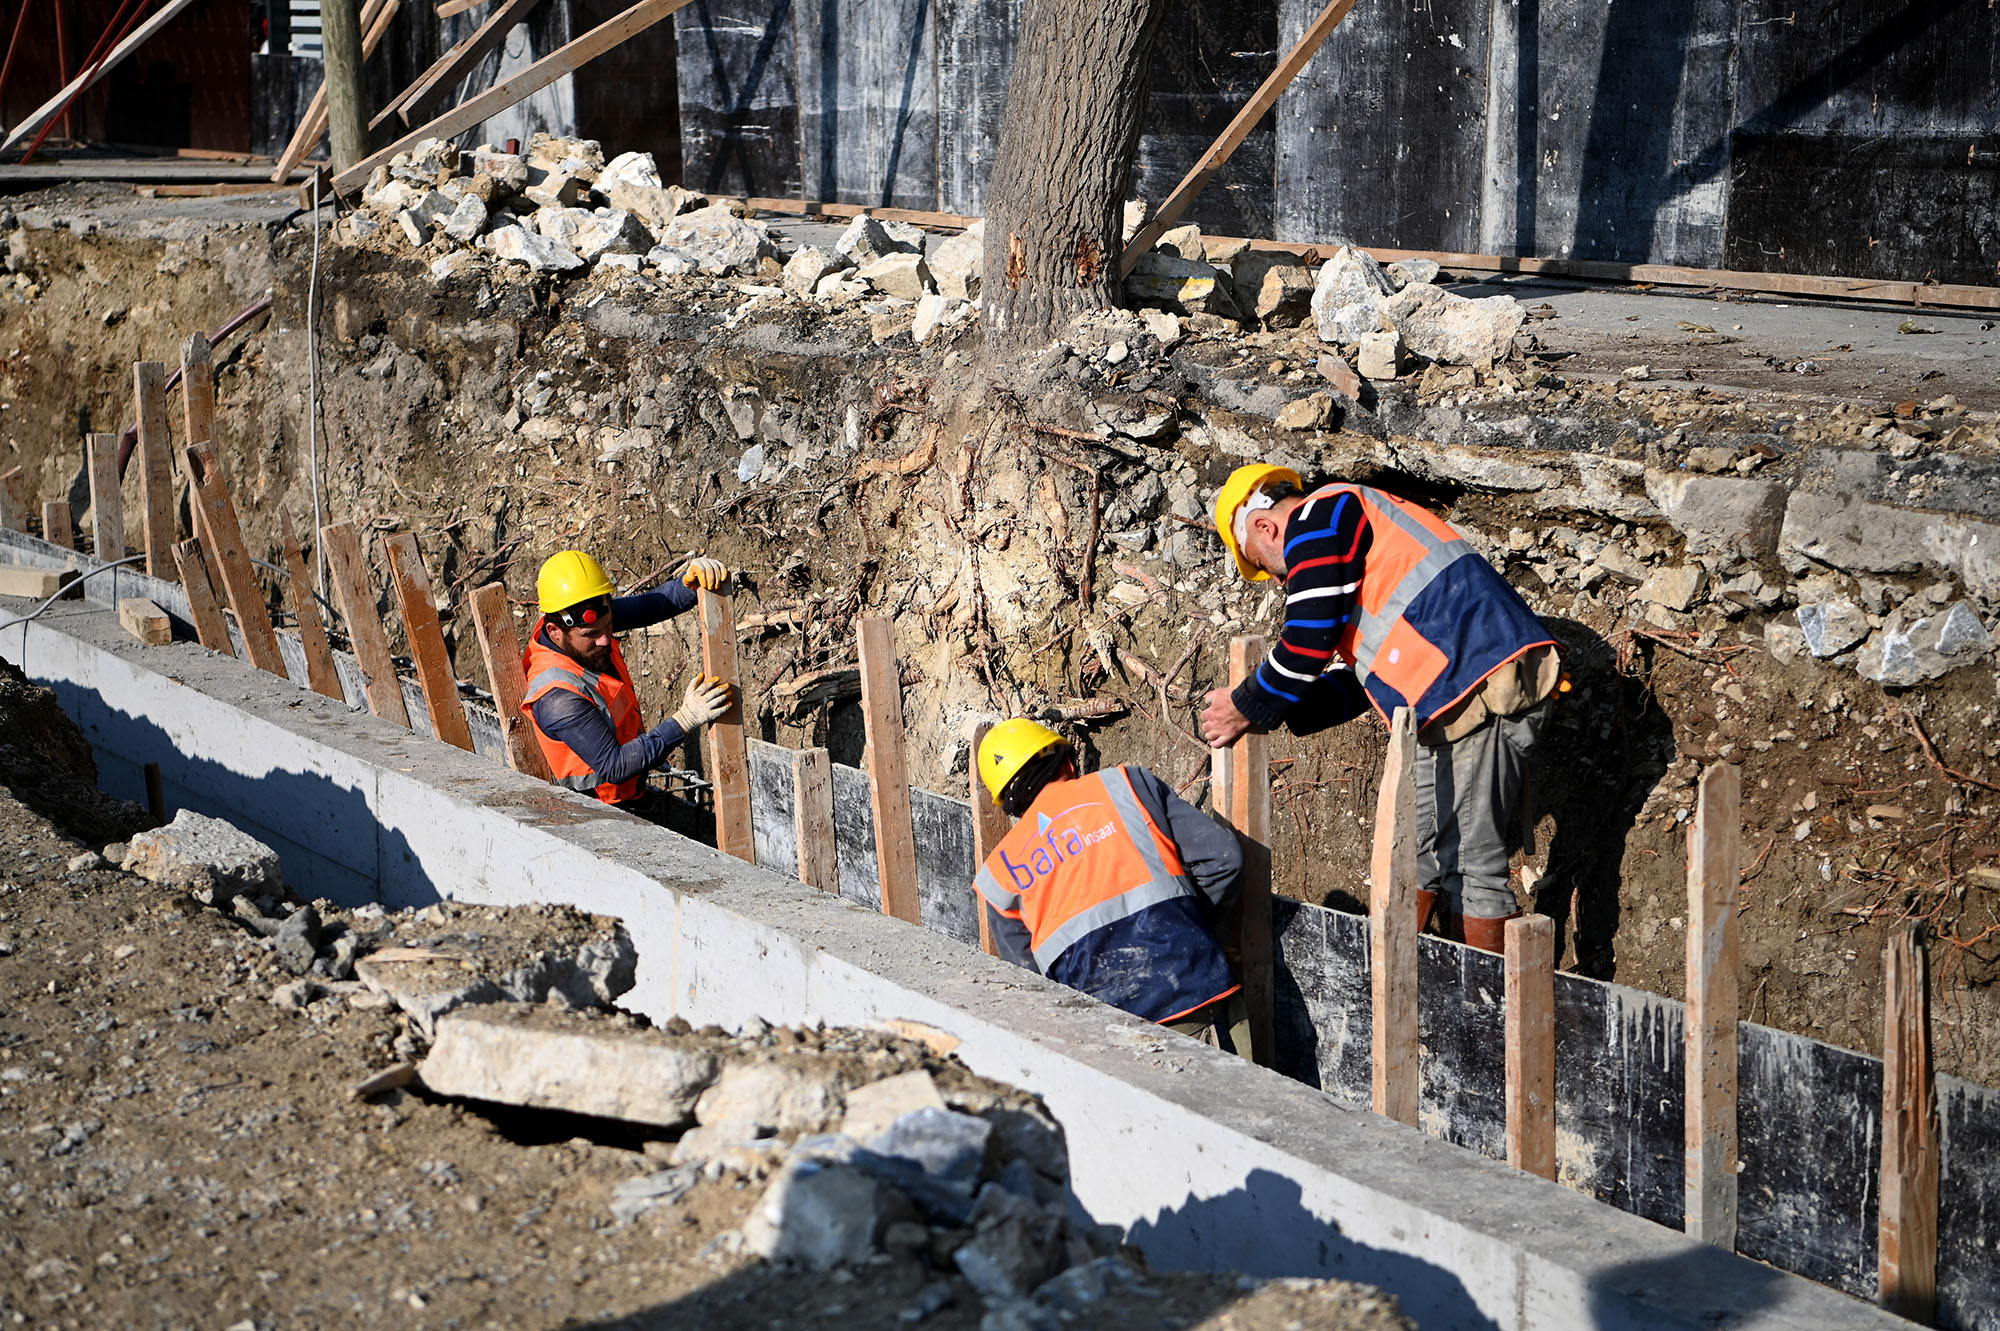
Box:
[122,808,284,903]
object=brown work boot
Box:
[1462,911,1522,955]
[1416,889,1438,933]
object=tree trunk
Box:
[320,0,371,171]
[981,0,1170,352]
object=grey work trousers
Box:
[1413,701,1549,921]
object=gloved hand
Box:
[672,674,733,734]
[680,557,728,591]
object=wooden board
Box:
[1879,923,1938,1321]
[0,565,64,599]
[382,532,474,751]
[1227,635,1275,1067]
[321,522,410,726]
[171,539,236,653]
[367,0,541,133]
[117,597,172,646]
[0,467,21,531]
[1506,913,1557,1179]
[41,501,73,551]
[180,334,216,547]
[793,747,836,892]
[131,361,176,579]
[0,0,204,152]
[467,581,552,779]
[186,444,286,677]
[967,722,1008,957]
[1684,760,1741,1248]
[1369,705,1419,1125]
[270,0,403,179]
[436,0,489,16]
[86,433,125,561]
[856,615,921,924]
[280,513,343,700]
[698,587,754,862]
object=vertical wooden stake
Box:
[969,722,1011,957]
[1370,705,1420,1125]
[279,513,343,700]
[1225,635,1275,1066]
[698,586,754,862]
[132,360,177,578]
[321,521,410,726]
[467,581,552,779]
[86,433,125,561]
[171,539,235,653]
[1506,913,1557,1179]
[381,532,474,751]
[42,500,73,551]
[1685,760,1741,1248]
[857,615,921,924]
[1879,922,1938,1323]
[185,443,286,677]
[793,747,837,892]
[180,333,216,546]
[0,467,22,530]
[143,762,166,823]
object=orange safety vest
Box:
[520,621,645,804]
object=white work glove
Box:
[672,674,732,734]
[680,557,728,591]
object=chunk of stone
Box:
[597,150,661,192]
[353,911,634,1035]
[363,177,422,215]
[1229,251,1313,328]
[274,904,321,977]
[1139,308,1182,347]
[441,194,488,244]
[1125,251,1238,318]
[857,251,933,300]
[652,203,775,275]
[1384,282,1526,366]
[835,215,918,264]
[1764,620,1809,665]
[1592,544,1648,587]
[1795,599,1870,658]
[1856,602,1994,686]
[696,1057,847,1136]
[526,132,605,179]
[1034,1257,1147,1312]
[1643,470,1786,562]
[468,148,528,193]
[122,810,282,903]
[1385,257,1441,288]
[742,1158,916,1269]
[609,1164,699,1225]
[953,1214,1061,1299]
[390,137,458,186]
[1357,330,1405,380]
[784,245,848,296]
[1121,198,1147,242]
[1156,222,1204,260]
[429,250,483,282]
[867,1107,993,1221]
[667,1123,787,1174]
[929,221,984,301]
[603,183,701,236]
[1635,564,1707,612]
[841,1071,947,1141]
[397,210,429,247]
[484,224,585,272]
[1310,245,1396,345]
[418,1004,718,1127]
[913,293,963,343]
[541,207,652,261]
[1275,392,1336,432]
[522,172,583,210]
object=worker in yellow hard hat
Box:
[971,718,1253,1059]
[1202,463,1563,955]
[521,549,733,820]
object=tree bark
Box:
[320,0,371,171]
[981,0,1169,352]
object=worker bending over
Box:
[523,550,734,820]
[1202,465,1561,954]
[972,719,1252,1058]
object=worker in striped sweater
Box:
[1199,464,1563,954]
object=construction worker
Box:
[972,719,1252,1058]
[1201,465,1561,954]
[522,550,734,820]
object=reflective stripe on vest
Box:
[1306,483,1470,691]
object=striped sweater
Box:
[1229,489,1373,733]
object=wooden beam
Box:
[41,500,73,551]
[968,723,1009,957]
[856,615,921,924]
[180,333,215,546]
[1370,705,1419,1125]
[1118,0,1358,276]
[117,597,171,646]
[698,586,754,862]
[1505,913,1557,1179]
[85,433,125,561]
[1684,760,1741,1249]
[369,0,543,132]
[279,513,343,700]
[270,0,401,179]
[0,565,65,599]
[0,468,21,531]
[1879,922,1938,1323]
[321,521,410,726]
[793,747,837,893]
[171,539,235,653]
[186,443,286,677]
[436,0,490,15]
[0,0,204,152]
[318,0,372,170]
[333,0,696,194]
[132,360,176,578]
[382,532,474,751]
[467,581,552,779]
[1226,635,1275,1066]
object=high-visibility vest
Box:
[520,621,645,804]
[1305,483,1557,728]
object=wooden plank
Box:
[1505,913,1557,1179]
[132,360,176,578]
[185,443,287,677]
[321,521,410,726]
[117,597,172,646]
[793,747,837,892]
[381,532,474,751]
[1684,759,1741,1248]
[1226,635,1275,1066]
[436,0,489,16]
[41,500,73,551]
[333,0,696,194]
[0,0,204,152]
[369,0,541,132]
[1119,0,1359,276]
[171,539,235,653]
[270,0,402,180]
[698,587,754,861]
[0,565,64,599]
[1369,705,1419,1125]
[1879,922,1938,1322]
[0,467,22,531]
[467,581,552,779]
[280,513,344,701]
[856,615,921,924]
[180,333,215,547]
[968,722,1009,957]
[85,433,125,561]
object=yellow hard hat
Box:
[977,718,1071,804]
[537,550,615,613]
[1213,463,1303,582]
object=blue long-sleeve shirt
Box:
[1230,491,1376,735]
[528,587,697,786]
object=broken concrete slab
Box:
[741,1157,917,1269]
[856,252,933,301]
[122,809,283,903]
[1796,599,1871,658]
[1856,601,1994,686]
[929,222,983,302]
[1125,252,1239,320]
[1635,564,1707,612]
[419,1004,718,1126]
[783,245,847,297]
[1310,246,1395,345]
[353,908,636,1036]
[651,203,774,276]
[1644,469,1787,561]
[484,224,585,273]
[1383,282,1526,366]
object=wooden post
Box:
[793,747,837,892]
[42,500,73,550]
[132,360,176,578]
[180,334,215,546]
[270,0,400,179]
[1370,705,1419,1125]
[1684,760,1741,1248]
[698,586,754,862]
[86,433,124,561]
[321,521,410,726]
[381,532,474,751]
[0,467,21,530]
[467,581,552,779]
[171,539,235,653]
[1879,922,1938,1322]
[185,444,286,677]
[280,513,343,700]
[1505,913,1557,1179]
[1225,635,1275,1066]
[143,761,166,823]
[968,722,1010,957]
[318,0,370,170]
[857,615,921,924]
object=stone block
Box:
[1635,564,1706,612]
[484,224,584,272]
[840,1070,946,1141]
[441,194,487,244]
[1386,258,1441,289]
[597,150,661,191]
[741,1158,915,1269]
[1644,469,1786,561]
[834,215,918,264]
[1156,223,1204,260]
[468,149,529,193]
[122,809,282,903]
[1795,599,1870,658]
[857,251,933,300]
[1309,245,1395,345]
[602,183,701,236]
[954,1214,1061,1298]
[1275,392,1336,432]
[1591,544,1648,586]
[1125,252,1238,319]
[929,221,984,301]
[696,1057,847,1135]
[783,245,847,297]
[526,132,605,179]
[651,203,775,276]
[1356,330,1405,380]
[1384,282,1526,366]
[1856,602,1993,686]
[522,172,582,210]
